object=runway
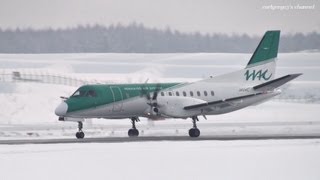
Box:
[1,133,320,145]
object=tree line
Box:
[0,23,319,53]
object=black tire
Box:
[76,131,85,139]
[128,128,139,137]
[189,128,200,138]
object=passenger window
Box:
[161,92,165,96]
[197,91,201,96]
[176,92,180,96]
[204,91,208,96]
[183,91,187,96]
[190,91,193,96]
[211,91,214,96]
[168,92,172,96]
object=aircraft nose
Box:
[55,101,68,116]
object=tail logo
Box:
[245,69,272,81]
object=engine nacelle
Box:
[152,107,159,113]
[157,96,206,118]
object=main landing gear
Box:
[75,121,85,139]
[189,116,200,138]
[128,117,140,137]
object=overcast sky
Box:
[0,0,319,35]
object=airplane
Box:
[55,30,302,139]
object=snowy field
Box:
[1,140,320,180]
[0,53,320,180]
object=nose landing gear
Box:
[75,121,85,139]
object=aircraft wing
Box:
[253,73,302,92]
[184,93,263,110]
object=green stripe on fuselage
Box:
[66,83,181,113]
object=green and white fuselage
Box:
[55,31,302,138]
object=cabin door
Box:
[110,86,123,112]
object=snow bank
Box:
[0,83,74,124]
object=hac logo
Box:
[245,69,272,81]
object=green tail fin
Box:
[247,30,280,66]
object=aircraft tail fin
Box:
[246,30,280,67]
[204,31,281,86]
[242,31,280,85]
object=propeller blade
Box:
[140,84,151,100]
[152,83,161,100]
[152,91,158,100]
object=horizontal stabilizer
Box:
[253,73,302,91]
[184,93,263,110]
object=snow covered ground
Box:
[1,140,320,180]
[0,53,320,180]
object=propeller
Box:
[140,83,162,117]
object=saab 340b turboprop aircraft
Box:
[55,30,302,139]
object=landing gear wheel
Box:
[189,128,200,137]
[128,128,139,137]
[75,121,85,139]
[128,117,140,137]
[188,116,200,138]
[76,131,85,139]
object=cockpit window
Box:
[71,89,97,98]
[72,90,87,97]
[86,90,97,97]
